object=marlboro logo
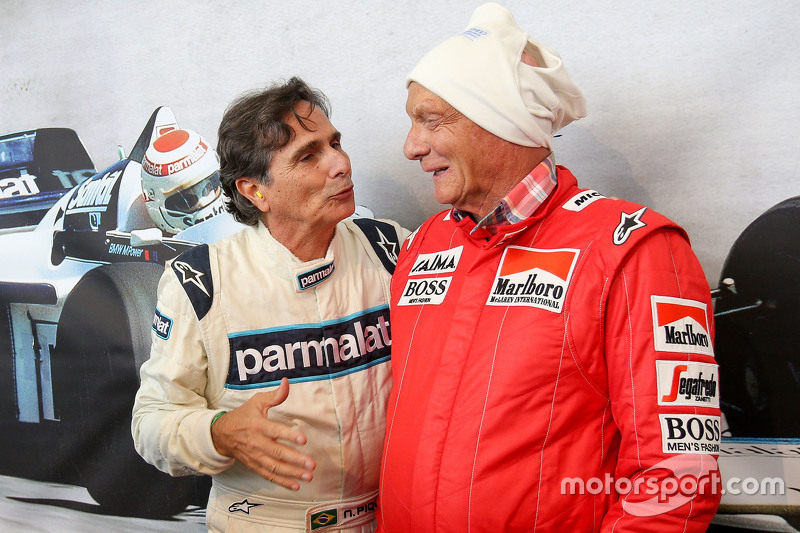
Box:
[651,296,714,356]
[486,247,579,312]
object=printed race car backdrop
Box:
[2,1,800,531]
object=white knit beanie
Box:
[407,2,587,148]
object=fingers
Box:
[263,377,290,409]
[257,418,315,466]
[256,382,307,446]
[257,414,307,447]
[225,421,315,491]
[210,380,317,490]
[248,443,316,491]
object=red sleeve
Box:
[601,228,721,531]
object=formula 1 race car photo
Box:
[0,108,242,518]
[711,197,800,531]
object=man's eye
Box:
[424,117,442,129]
[300,153,314,162]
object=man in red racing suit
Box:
[377,3,721,531]
[379,167,721,531]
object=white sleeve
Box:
[131,267,234,476]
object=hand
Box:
[210,378,316,490]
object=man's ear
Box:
[236,177,269,212]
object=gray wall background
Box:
[3,0,799,285]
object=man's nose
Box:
[403,126,428,161]
[328,146,351,178]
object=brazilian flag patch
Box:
[311,509,338,530]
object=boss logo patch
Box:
[660,414,720,454]
[397,276,453,306]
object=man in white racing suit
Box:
[132,77,408,532]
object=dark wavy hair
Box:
[216,77,331,226]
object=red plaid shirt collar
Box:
[453,153,557,234]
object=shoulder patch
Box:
[351,218,401,274]
[613,206,648,245]
[152,307,173,340]
[562,189,606,212]
[651,295,714,357]
[656,360,719,407]
[171,244,213,320]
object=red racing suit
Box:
[377,167,721,532]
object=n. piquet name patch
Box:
[487,246,579,312]
[226,306,391,388]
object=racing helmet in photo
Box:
[141,128,224,234]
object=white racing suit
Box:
[132,218,407,532]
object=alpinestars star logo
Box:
[173,260,210,296]
[613,207,647,245]
[228,498,262,514]
[376,228,398,264]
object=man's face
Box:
[403,82,513,217]
[264,101,354,233]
